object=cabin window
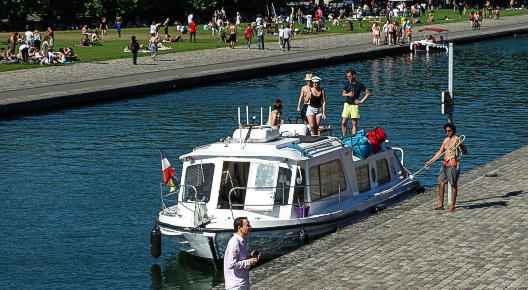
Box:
[217,162,250,209]
[309,159,347,201]
[254,163,276,190]
[376,159,391,185]
[355,164,371,193]
[275,168,292,205]
[183,163,215,203]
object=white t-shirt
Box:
[25,31,33,41]
[19,43,28,52]
[150,25,157,35]
[283,27,291,39]
[256,17,263,25]
[188,14,193,24]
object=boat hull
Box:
[158,179,421,265]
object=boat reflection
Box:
[150,253,224,289]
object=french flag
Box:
[160,150,176,185]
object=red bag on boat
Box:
[367,127,387,153]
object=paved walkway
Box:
[243,145,528,289]
[1,15,528,115]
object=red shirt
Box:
[244,27,252,39]
[190,22,197,33]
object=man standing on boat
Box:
[341,68,370,137]
[425,123,467,212]
[224,217,260,289]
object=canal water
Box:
[1,35,526,289]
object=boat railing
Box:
[160,183,199,216]
[227,181,346,219]
[237,105,271,127]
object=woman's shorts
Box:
[306,105,322,117]
[342,103,360,119]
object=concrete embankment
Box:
[213,144,528,289]
[1,15,527,117]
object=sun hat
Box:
[311,76,321,83]
[304,73,313,81]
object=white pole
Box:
[238,107,241,125]
[447,42,454,206]
[246,106,249,125]
[260,107,263,125]
[448,42,454,124]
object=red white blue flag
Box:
[159,150,176,185]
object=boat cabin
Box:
[174,123,405,221]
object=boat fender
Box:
[150,224,162,259]
[299,229,309,246]
[374,204,387,213]
[335,224,341,232]
[426,45,430,52]
[417,186,425,194]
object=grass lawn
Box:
[1,8,527,72]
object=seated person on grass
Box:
[80,35,92,46]
[82,25,102,42]
[63,46,78,61]
[164,34,183,42]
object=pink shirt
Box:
[224,233,250,289]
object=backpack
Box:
[367,127,387,153]
[343,129,372,159]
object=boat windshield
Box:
[183,163,215,203]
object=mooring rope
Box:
[409,134,466,180]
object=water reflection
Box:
[150,254,223,289]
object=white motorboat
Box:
[410,28,449,53]
[153,107,422,267]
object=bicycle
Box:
[472,20,481,31]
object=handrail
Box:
[226,180,347,219]
[160,184,198,216]
[392,147,405,166]
[161,176,413,219]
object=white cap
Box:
[311,76,321,83]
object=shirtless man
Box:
[229,23,237,49]
[297,73,312,124]
[425,123,467,212]
[115,14,123,38]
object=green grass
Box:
[1,8,527,72]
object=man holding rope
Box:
[425,123,467,212]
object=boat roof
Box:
[180,136,347,162]
[419,28,449,33]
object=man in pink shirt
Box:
[224,217,260,289]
